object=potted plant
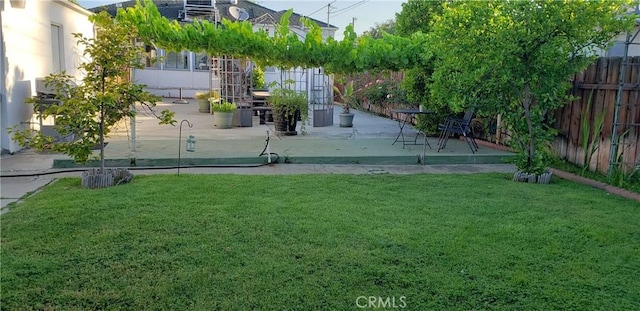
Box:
[195,90,219,113]
[333,80,355,127]
[270,88,308,136]
[212,100,236,129]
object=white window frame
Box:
[51,24,64,73]
[163,50,190,71]
[194,52,210,71]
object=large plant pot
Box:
[339,113,354,127]
[232,106,253,127]
[213,111,234,129]
[197,99,210,113]
[274,110,298,136]
[313,107,334,127]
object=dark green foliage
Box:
[395,0,445,132]
[362,79,407,106]
[395,0,445,36]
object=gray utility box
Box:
[34,98,61,113]
[35,98,74,142]
[232,104,253,127]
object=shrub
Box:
[211,100,236,112]
[195,90,219,100]
[361,79,407,106]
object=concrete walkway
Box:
[1,99,516,211]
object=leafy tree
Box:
[362,19,396,38]
[396,0,445,134]
[395,0,444,36]
[429,0,634,174]
[11,12,175,170]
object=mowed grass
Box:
[1,173,639,310]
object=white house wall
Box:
[592,25,640,57]
[135,67,219,98]
[1,0,93,153]
[611,25,640,56]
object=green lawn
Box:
[1,173,639,310]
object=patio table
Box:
[391,108,433,164]
[253,106,272,125]
[252,91,270,98]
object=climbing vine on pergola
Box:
[115,0,429,74]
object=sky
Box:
[77,0,405,39]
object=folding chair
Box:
[437,109,478,154]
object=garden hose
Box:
[0,133,279,178]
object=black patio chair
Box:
[437,109,478,154]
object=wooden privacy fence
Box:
[553,56,639,174]
[348,57,639,174]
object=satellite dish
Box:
[228,6,250,21]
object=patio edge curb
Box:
[550,168,640,202]
[474,139,512,152]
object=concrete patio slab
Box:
[47,99,514,168]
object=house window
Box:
[164,50,189,70]
[51,24,64,73]
[194,52,210,71]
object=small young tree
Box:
[429,0,634,175]
[11,12,175,171]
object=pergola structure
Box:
[185,0,334,128]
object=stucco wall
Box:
[1,0,93,153]
[133,68,219,98]
[608,25,640,56]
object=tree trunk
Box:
[100,70,106,172]
[100,104,105,172]
[522,82,536,172]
